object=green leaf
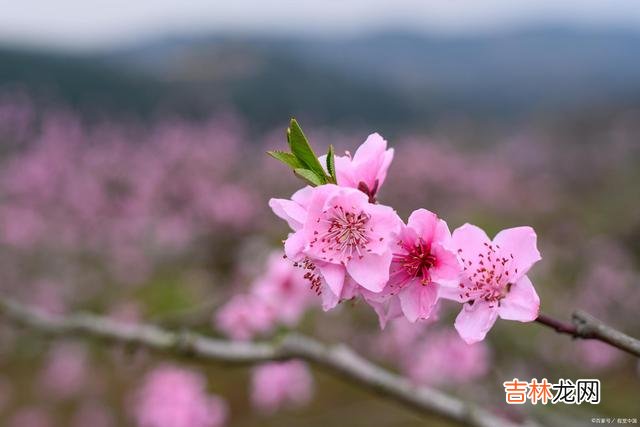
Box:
[294,168,324,186]
[326,144,337,184]
[267,150,302,169]
[287,119,326,178]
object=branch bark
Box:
[0,296,529,427]
[535,312,640,358]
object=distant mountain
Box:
[2,27,640,130]
[0,47,170,118]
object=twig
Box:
[0,296,529,427]
[535,312,640,358]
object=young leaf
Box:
[288,119,326,178]
[326,144,337,184]
[293,168,324,187]
[267,150,302,169]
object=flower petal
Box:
[406,209,439,243]
[284,231,305,260]
[291,186,314,206]
[493,226,541,280]
[454,301,499,344]
[316,262,345,297]
[367,296,402,329]
[269,198,307,230]
[452,223,492,260]
[430,243,461,287]
[498,275,540,322]
[346,251,391,292]
[321,283,340,311]
[399,283,439,323]
[352,133,391,189]
[333,155,357,188]
[353,133,387,164]
[366,204,402,254]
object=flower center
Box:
[393,238,436,286]
[317,205,371,263]
[457,242,518,307]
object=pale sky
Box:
[1,0,640,51]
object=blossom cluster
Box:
[215,252,318,341]
[269,121,542,344]
[133,365,228,427]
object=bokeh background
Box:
[0,1,639,426]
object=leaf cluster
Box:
[268,118,337,186]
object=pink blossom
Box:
[8,406,52,427]
[447,224,541,344]
[215,294,275,341]
[403,329,490,386]
[376,209,460,324]
[373,315,438,359]
[250,361,314,414]
[574,340,622,371]
[28,280,67,316]
[133,364,228,427]
[251,252,317,326]
[39,342,88,399]
[270,184,401,310]
[71,400,115,427]
[328,133,394,200]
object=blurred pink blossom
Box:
[28,280,67,316]
[71,400,115,427]
[133,364,228,427]
[39,342,88,399]
[215,294,275,341]
[251,252,317,326]
[0,112,257,288]
[250,360,314,414]
[403,329,490,386]
[574,340,622,371]
[8,406,53,427]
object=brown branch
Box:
[0,295,532,427]
[535,311,640,358]
[535,313,578,335]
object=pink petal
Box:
[493,226,541,280]
[366,204,402,253]
[437,284,463,302]
[398,283,438,323]
[430,243,461,287]
[284,231,305,260]
[377,147,394,187]
[367,296,402,329]
[269,198,306,230]
[346,251,391,292]
[333,155,357,188]
[352,133,389,188]
[321,284,340,311]
[498,275,540,322]
[291,186,314,206]
[451,223,492,259]
[317,262,345,297]
[406,209,439,243]
[353,133,387,164]
[454,302,499,344]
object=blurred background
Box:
[0,1,639,426]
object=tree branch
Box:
[535,312,640,358]
[0,296,530,427]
